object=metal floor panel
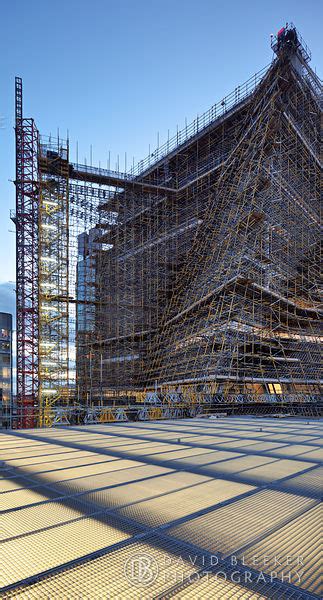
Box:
[0,478,32,493]
[117,443,191,456]
[30,458,144,483]
[4,450,96,467]
[149,447,223,461]
[298,449,323,461]
[119,441,187,450]
[209,439,279,450]
[51,464,173,495]
[0,440,43,449]
[266,445,322,458]
[54,438,161,449]
[81,471,210,512]
[239,459,317,484]
[91,439,160,447]
[239,504,323,596]
[280,466,323,498]
[170,573,272,599]
[229,441,288,451]
[1,485,61,511]
[168,490,315,557]
[170,450,242,466]
[1,514,140,588]
[171,434,201,440]
[13,454,120,475]
[1,446,83,460]
[2,497,95,540]
[311,439,323,447]
[211,431,271,439]
[180,435,237,444]
[118,479,254,528]
[2,535,207,599]
[64,438,145,447]
[266,435,320,443]
[199,454,277,475]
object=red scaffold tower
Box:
[14,77,39,427]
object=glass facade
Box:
[76,230,97,333]
[0,313,13,424]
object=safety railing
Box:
[70,162,132,182]
[128,63,271,177]
[39,63,271,187]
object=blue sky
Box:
[0,0,322,322]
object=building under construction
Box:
[13,25,322,427]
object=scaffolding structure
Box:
[14,78,39,428]
[38,139,70,426]
[14,25,322,427]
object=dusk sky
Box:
[1,0,322,324]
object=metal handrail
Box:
[70,162,131,181]
[128,63,271,177]
[40,63,272,186]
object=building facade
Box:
[0,313,13,423]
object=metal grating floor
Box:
[1,416,321,599]
[2,514,141,588]
[118,478,254,528]
[239,504,323,596]
[168,489,316,557]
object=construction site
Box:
[11,23,322,428]
[1,20,322,600]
